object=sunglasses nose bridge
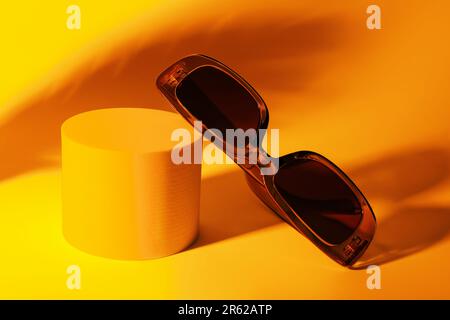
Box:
[239,143,268,164]
[239,148,278,181]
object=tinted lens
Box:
[274,158,362,244]
[176,66,260,134]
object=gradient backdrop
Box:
[0,0,450,299]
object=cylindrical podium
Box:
[61,108,201,259]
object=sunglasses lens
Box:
[176,66,260,134]
[274,158,362,244]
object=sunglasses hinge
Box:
[168,65,188,86]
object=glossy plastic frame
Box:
[156,54,376,267]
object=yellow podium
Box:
[61,108,201,259]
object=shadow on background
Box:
[0,13,351,181]
[353,206,450,268]
[351,148,450,202]
[192,170,280,248]
[350,148,450,268]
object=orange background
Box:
[0,0,449,299]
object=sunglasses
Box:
[156,54,376,267]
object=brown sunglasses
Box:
[156,54,376,267]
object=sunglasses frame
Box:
[156,54,376,267]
